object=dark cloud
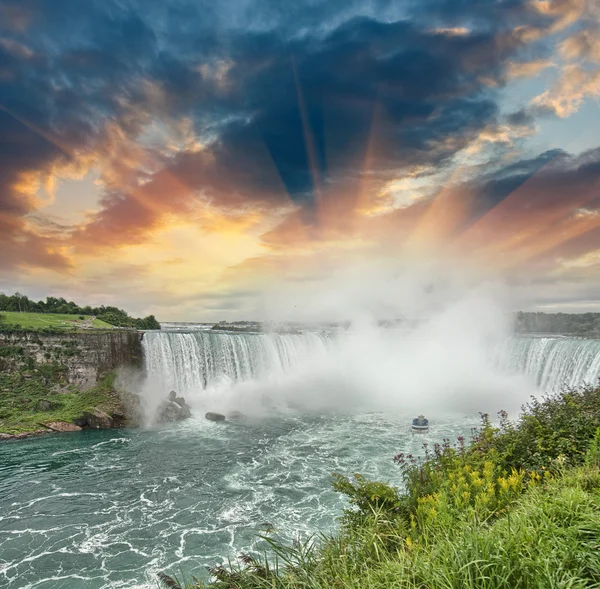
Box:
[453,147,600,268]
[0,0,587,259]
[470,149,568,215]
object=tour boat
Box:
[412,415,429,433]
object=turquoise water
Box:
[0,412,476,588]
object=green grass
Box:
[0,371,119,434]
[1,311,114,330]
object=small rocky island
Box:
[156,390,192,423]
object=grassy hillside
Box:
[161,386,600,588]
[1,312,114,330]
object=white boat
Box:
[412,415,429,433]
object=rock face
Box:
[205,411,226,422]
[156,392,192,423]
[83,408,115,429]
[0,331,143,390]
[43,421,82,432]
[118,391,143,426]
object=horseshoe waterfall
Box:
[142,330,600,396]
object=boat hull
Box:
[411,425,429,433]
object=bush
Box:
[485,386,600,472]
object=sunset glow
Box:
[1,0,600,319]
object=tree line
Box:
[514,311,600,336]
[0,292,161,330]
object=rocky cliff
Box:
[0,330,143,389]
[0,330,194,438]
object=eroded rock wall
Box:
[0,331,144,389]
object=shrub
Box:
[585,427,600,468]
[484,386,600,472]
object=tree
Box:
[14,292,23,313]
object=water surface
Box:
[0,413,475,588]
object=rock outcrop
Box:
[43,421,82,432]
[118,391,143,426]
[156,391,192,423]
[37,399,58,411]
[82,408,115,429]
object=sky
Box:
[1,0,600,321]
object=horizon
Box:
[5,289,600,325]
[1,0,600,320]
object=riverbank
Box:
[0,371,143,438]
[162,384,600,588]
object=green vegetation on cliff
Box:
[162,385,600,588]
[0,331,143,436]
[0,371,120,435]
[0,292,160,330]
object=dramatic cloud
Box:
[0,0,598,317]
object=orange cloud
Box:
[506,59,554,79]
[531,64,600,117]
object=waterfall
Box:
[142,330,600,398]
[142,330,331,395]
[500,336,600,392]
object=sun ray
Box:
[291,56,323,219]
[454,155,566,256]
[405,164,474,251]
[0,102,73,159]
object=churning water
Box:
[3,326,600,588]
[0,413,474,588]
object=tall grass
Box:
[160,385,600,588]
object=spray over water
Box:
[142,261,539,421]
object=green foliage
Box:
[0,345,25,358]
[0,370,118,434]
[0,292,161,330]
[515,310,600,335]
[485,386,600,472]
[160,467,600,589]
[332,473,404,518]
[585,427,600,468]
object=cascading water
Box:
[142,330,332,395]
[143,330,600,397]
[500,336,600,391]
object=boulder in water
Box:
[205,412,226,422]
[174,396,189,409]
[84,409,115,429]
[83,408,115,429]
[157,400,191,423]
